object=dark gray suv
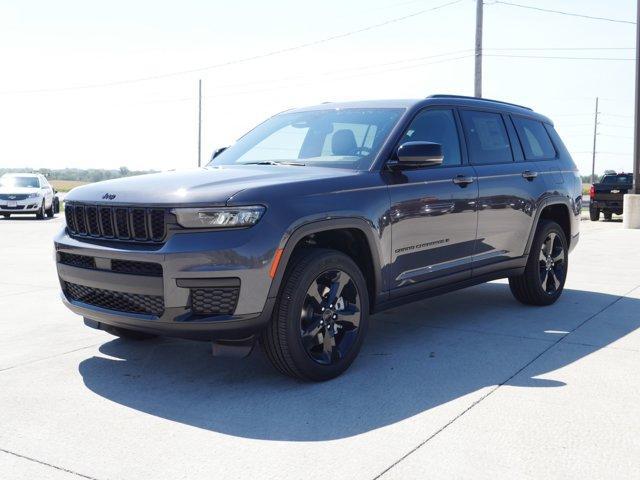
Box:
[55,95,581,380]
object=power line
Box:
[488,1,636,25]
[206,49,473,91]
[485,54,634,61]
[0,0,464,95]
[202,54,474,99]
[486,47,635,51]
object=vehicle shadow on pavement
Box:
[78,282,639,441]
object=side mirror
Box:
[395,142,444,168]
[211,146,228,161]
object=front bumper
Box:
[0,197,42,213]
[54,225,279,340]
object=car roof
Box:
[285,95,552,124]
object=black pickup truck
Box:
[589,173,634,221]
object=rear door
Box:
[459,109,546,274]
[385,107,478,290]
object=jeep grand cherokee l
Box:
[54,95,581,381]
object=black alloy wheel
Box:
[300,269,361,366]
[538,231,566,296]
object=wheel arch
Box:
[267,218,385,312]
[525,198,573,255]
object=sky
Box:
[0,0,637,176]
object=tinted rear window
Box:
[601,174,633,184]
[513,117,556,160]
[460,110,513,165]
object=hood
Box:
[64,165,360,206]
[0,186,41,195]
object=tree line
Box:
[0,167,157,183]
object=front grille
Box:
[58,252,162,277]
[0,194,29,200]
[65,203,167,243]
[64,282,164,316]
[191,287,239,315]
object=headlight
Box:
[172,206,265,229]
[27,193,40,198]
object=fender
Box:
[266,217,387,306]
[523,195,575,256]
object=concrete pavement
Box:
[1,215,639,479]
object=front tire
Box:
[46,202,55,218]
[589,207,600,222]
[603,211,613,221]
[36,200,46,219]
[509,220,568,306]
[261,248,369,381]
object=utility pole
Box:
[197,79,202,167]
[634,0,640,195]
[624,0,640,228]
[474,0,483,98]
[591,97,599,184]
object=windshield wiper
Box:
[241,161,306,166]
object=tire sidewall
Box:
[282,251,369,380]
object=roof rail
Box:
[427,94,533,111]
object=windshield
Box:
[0,176,39,188]
[601,174,633,184]
[210,108,405,170]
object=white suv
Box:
[0,173,56,219]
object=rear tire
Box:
[101,324,157,340]
[509,220,568,306]
[261,248,369,381]
[589,207,600,222]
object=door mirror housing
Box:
[394,141,444,168]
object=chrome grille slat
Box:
[64,203,167,243]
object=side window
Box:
[399,109,461,166]
[513,117,556,160]
[460,110,513,165]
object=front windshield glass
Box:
[210,108,405,170]
[0,176,39,188]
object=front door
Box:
[385,108,478,291]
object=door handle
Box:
[522,170,538,181]
[453,175,475,187]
